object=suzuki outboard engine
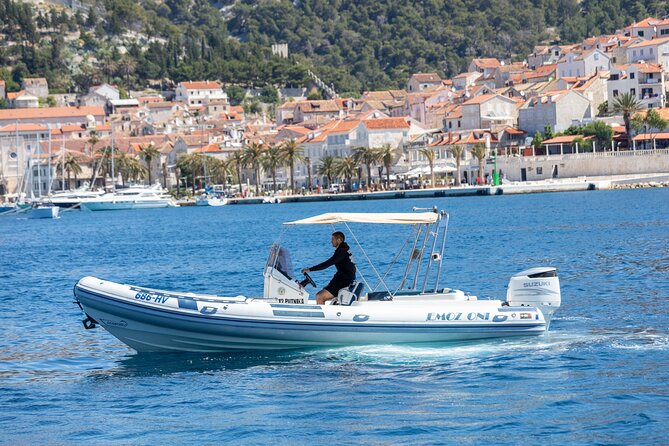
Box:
[506,267,561,327]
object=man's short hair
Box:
[332,231,345,241]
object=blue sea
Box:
[1,189,668,445]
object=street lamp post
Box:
[492,148,499,186]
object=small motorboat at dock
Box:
[27,203,60,219]
[74,207,561,352]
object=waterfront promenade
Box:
[221,173,669,205]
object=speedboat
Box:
[27,203,60,219]
[195,195,227,206]
[80,184,178,211]
[74,208,561,352]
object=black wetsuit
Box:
[309,242,356,295]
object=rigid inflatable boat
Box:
[74,208,561,352]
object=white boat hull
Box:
[74,277,549,352]
[28,206,60,219]
[195,197,226,206]
[81,199,177,211]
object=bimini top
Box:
[284,212,438,225]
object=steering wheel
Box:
[302,272,317,288]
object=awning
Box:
[285,212,439,225]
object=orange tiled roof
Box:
[363,117,409,130]
[0,106,105,120]
[411,73,442,83]
[0,123,50,132]
[7,90,28,100]
[278,125,311,135]
[471,58,501,69]
[502,127,526,135]
[297,100,340,113]
[633,131,669,141]
[635,107,669,121]
[140,96,163,104]
[542,135,591,144]
[628,37,669,48]
[179,80,222,90]
[634,62,662,73]
[463,93,498,105]
[147,101,175,109]
[193,143,223,153]
[327,119,360,134]
[625,17,662,29]
[525,64,557,79]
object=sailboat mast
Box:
[111,122,115,193]
[61,132,65,191]
[37,128,42,198]
[48,124,52,195]
[15,121,19,198]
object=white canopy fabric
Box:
[284,212,438,225]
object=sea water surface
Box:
[1,189,668,445]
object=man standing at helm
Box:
[301,231,356,305]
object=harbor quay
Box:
[215,173,669,205]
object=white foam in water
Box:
[319,333,594,364]
[610,333,669,351]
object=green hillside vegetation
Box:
[1,0,668,97]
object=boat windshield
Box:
[266,243,294,280]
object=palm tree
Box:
[318,156,337,189]
[125,157,147,184]
[352,146,380,190]
[59,154,82,189]
[95,146,114,186]
[208,157,232,185]
[470,143,487,185]
[632,109,668,150]
[612,92,642,150]
[262,145,283,193]
[243,142,265,196]
[449,145,465,186]
[87,130,100,188]
[229,150,246,196]
[335,156,358,192]
[418,147,437,188]
[139,143,160,186]
[116,56,137,90]
[377,143,401,189]
[304,156,313,193]
[177,153,204,195]
[279,138,303,194]
[115,152,130,186]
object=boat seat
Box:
[367,289,448,301]
[337,282,365,306]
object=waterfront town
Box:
[1,14,669,204]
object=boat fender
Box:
[353,314,369,322]
[82,316,97,330]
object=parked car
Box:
[327,183,343,193]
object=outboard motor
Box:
[506,267,561,327]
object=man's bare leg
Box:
[316,289,335,305]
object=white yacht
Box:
[80,184,178,211]
[48,184,105,209]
